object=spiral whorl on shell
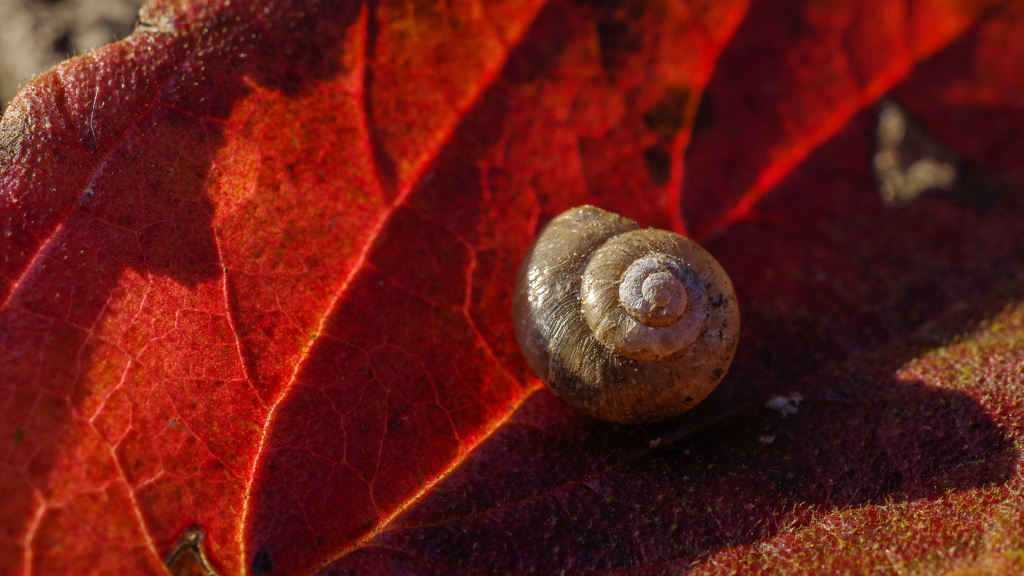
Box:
[513,206,740,424]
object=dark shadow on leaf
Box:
[314,342,1016,574]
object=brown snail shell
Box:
[512,206,740,424]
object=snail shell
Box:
[513,206,739,424]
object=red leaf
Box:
[2,0,1024,575]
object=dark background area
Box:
[0,0,146,111]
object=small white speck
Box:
[649,437,662,449]
[757,435,775,445]
[766,392,802,418]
